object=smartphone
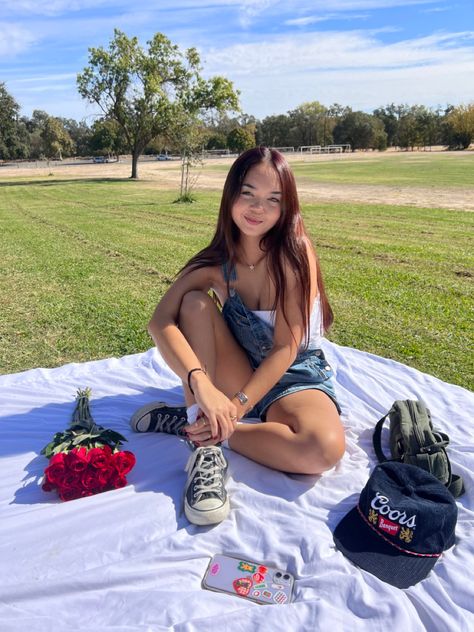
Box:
[202,553,295,605]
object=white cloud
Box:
[285,13,370,26]
[10,73,77,85]
[1,0,443,18]
[285,16,329,26]
[1,1,109,16]
[234,57,474,117]
[204,30,474,76]
[200,28,474,115]
[0,23,36,56]
[238,0,275,26]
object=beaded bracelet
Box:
[187,367,206,395]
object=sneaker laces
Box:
[153,411,186,435]
[185,448,227,502]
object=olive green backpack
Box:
[373,399,465,498]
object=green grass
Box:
[0,173,473,390]
[209,152,474,187]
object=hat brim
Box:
[333,506,438,589]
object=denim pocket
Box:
[304,354,333,382]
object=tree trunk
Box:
[131,151,139,179]
[180,153,186,196]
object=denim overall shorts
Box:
[221,263,341,419]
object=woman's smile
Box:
[244,214,264,226]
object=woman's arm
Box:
[148,266,237,438]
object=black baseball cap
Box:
[333,462,458,589]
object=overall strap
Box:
[222,262,237,282]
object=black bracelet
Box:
[187,367,206,395]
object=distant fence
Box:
[299,144,351,154]
[201,149,233,158]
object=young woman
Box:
[131,146,345,526]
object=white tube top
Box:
[251,296,323,349]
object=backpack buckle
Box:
[419,441,448,454]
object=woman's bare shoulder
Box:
[176,263,220,285]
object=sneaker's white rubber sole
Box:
[184,496,230,526]
[129,401,166,432]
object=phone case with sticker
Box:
[202,554,295,605]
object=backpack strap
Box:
[373,410,398,463]
[431,430,465,497]
[449,474,465,498]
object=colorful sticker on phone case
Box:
[233,577,253,596]
[252,590,261,597]
[262,590,272,598]
[210,563,220,576]
[252,572,266,583]
[258,565,268,575]
[271,583,284,590]
[253,582,266,590]
[238,561,256,573]
[274,591,288,604]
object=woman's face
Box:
[231,162,282,239]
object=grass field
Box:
[292,152,474,187]
[209,151,474,187]
[0,155,473,390]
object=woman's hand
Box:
[183,375,238,444]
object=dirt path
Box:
[2,151,473,211]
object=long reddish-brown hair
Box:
[181,146,333,341]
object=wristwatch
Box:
[234,391,249,406]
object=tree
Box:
[205,133,228,150]
[257,114,291,147]
[333,110,385,150]
[287,101,329,147]
[77,29,239,179]
[0,83,29,160]
[89,118,126,158]
[61,118,93,157]
[443,104,474,149]
[227,126,256,153]
[41,116,75,160]
[373,104,400,147]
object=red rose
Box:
[97,466,114,486]
[66,447,90,472]
[81,468,100,491]
[60,470,80,490]
[45,453,67,485]
[109,472,127,489]
[50,453,67,466]
[88,445,112,469]
[59,487,83,502]
[111,451,136,476]
[42,480,56,492]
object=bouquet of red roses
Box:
[41,387,136,501]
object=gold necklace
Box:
[241,253,266,271]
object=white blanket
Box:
[0,341,473,631]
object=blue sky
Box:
[1,0,473,123]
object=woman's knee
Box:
[178,290,214,324]
[299,427,345,474]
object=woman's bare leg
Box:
[228,390,345,474]
[178,290,345,474]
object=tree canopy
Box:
[77,29,239,178]
[0,83,29,160]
